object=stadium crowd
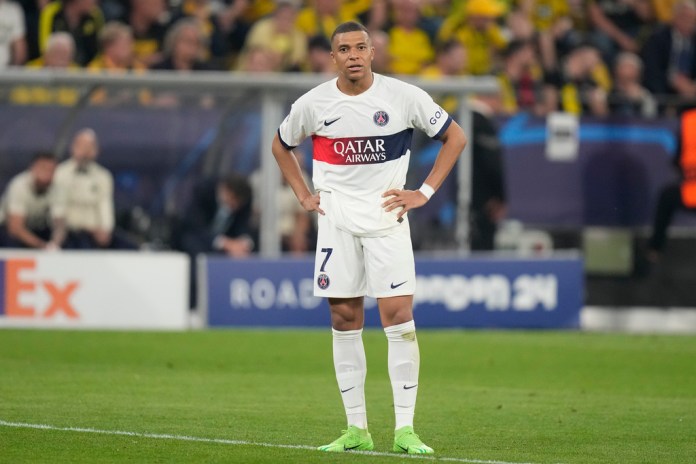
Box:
[1,0,695,116]
[3,0,696,269]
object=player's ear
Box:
[330,51,336,64]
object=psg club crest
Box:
[317,273,330,289]
[373,111,389,127]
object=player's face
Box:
[331,31,374,83]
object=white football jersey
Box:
[278,73,451,237]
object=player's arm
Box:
[383,121,467,219]
[421,120,468,193]
[271,133,324,215]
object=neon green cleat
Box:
[317,425,374,452]
[393,426,434,454]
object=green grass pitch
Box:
[1,329,694,463]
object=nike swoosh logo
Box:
[391,281,407,289]
[324,117,341,126]
[345,444,362,450]
[396,443,409,452]
[340,386,355,393]
[403,384,418,390]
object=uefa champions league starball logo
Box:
[373,111,389,127]
[317,273,330,289]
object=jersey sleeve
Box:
[407,85,452,139]
[277,97,312,150]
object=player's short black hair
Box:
[330,21,370,43]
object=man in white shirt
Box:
[54,128,135,249]
[272,21,467,454]
[0,152,66,248]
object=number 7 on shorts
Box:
[320,247,333,272]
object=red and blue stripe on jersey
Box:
[311,129,414,165]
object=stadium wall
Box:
[203,254,584,329]
[0,250,189,329]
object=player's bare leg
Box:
[318,297,374,452]
[379,296,434,454]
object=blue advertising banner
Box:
[205,255,583,329]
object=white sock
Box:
[385,320,419,430]
[332,328,368,429]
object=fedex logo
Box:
[0,258,80,319]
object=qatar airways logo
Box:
[333,138,387,163]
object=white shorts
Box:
[313,210,416,298]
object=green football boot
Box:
[317,425,374,452]
[393,426,434,454]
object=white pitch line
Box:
[0,419,542,464]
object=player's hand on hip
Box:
[301,193,325,215]
[382,188,428,220]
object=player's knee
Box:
[382,307,413,328]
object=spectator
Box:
[361,0,388,32]
[85,22,153,105]
[10,32,80,106]
[213,0,252,66]
[150,19,210,71]
[295,0,358,40]
[608,52,656,117]
[171,0,248,69]
[0,152,66,249]
[438,0,508,75]
[120,0,170,67]
[498,39,558,116]
[0,0,28,68]
[653,0,678,23]
[174,173,254,309]
[38,0,104,66]
[510,0,573,72]
[422,39,467,78]
[306,34,335,74]
[54,129,136,249]
[236,45,277,72]
[241,0,272,23]
[642,0,696,111]
[370,28,391,73]
[240,0,307,72]
[506,8,536,43]
[386,0,434,75]
[421,39,467,114]
[555,43,611,116]
[25,31,77,68]
[17,0,46,62]
[177,173,255,258]
[87,21,141,71]
[587,0,656,64]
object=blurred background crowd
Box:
[3,0,696,305]
[1,0,695,116]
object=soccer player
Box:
[271,21,467,454]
